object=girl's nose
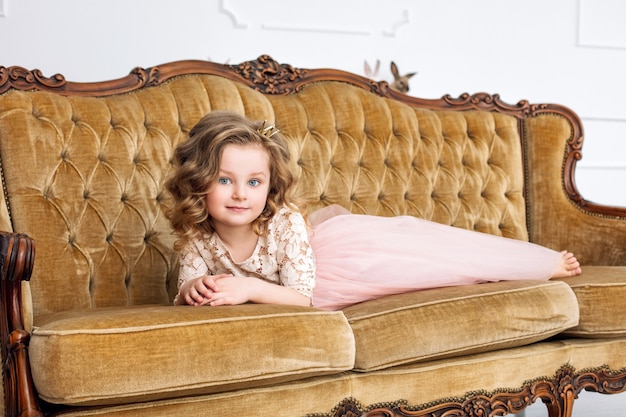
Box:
[232,184,247,200]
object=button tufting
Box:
[43,186,53,200]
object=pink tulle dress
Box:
[308,205,562,310]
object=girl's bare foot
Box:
[551,251,582,278]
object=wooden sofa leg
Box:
[539,369,575,417]
[543,365,626,417]
[1,232,43,417]
[543,391,574,417]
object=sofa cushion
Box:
[555,266,626,337]
[342,280,579,371]
[28,304,355,406]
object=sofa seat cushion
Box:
[28,304,355,406]
[342,280,579,371]
[556,266,626,337]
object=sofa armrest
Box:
[525,112,626,265]
[1,232,43,416]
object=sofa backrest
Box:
[0,56,584,318]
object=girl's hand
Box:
[179,274,232,306]
[207,276,311,307]
[204,276,253,306]
[179,275,310,307]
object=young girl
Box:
[165,110,581,311]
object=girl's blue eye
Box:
[218,177,231,185]
[248,179,260,187]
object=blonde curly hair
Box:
[165,110,298,250]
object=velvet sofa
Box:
[1,56,626,417]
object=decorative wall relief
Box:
[578,0,626,49]
[219,0,409,37]
[218,0,246,29]
[383,9,409,37]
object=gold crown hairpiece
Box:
[256,120,280,138]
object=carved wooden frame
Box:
[2,56,626,417]
[303,365,626,417]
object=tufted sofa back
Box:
[0,59,530,319]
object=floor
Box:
[513,390,626,416]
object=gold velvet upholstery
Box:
[344,280,578,371]
[556,266,626,337]
[1,57,626,417]
[29,305,354,406]
[524,114,626,265]
[24,339,626,417]
[271,84,528,239]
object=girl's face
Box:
[205,144,271,232]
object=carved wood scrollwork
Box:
[442,93,534,115]
[129,66,162,88]
[231,54,394,96]
[232,55,308,94]
[307,365,626,417]
[437,93,551,118]
[0,66,66,94]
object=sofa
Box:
[1,55,626,417]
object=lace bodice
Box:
[175,206,316,302]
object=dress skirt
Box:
[307,207,561,310]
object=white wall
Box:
[1,0,625,207]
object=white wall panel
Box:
[576,118,626,206]
[579,0,626,49]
